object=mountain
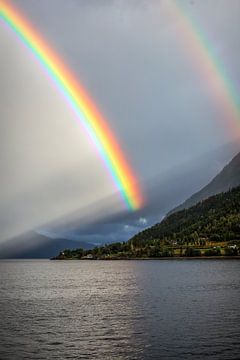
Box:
[58,186,240,259]
[130,186,240,246]
[21,139,239,248]
[168,151,240,215]
[0,231,93,259]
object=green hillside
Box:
[53,187,240,259]
[131,186,240,246]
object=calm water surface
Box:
[0,260,239,359]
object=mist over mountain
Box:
[44,140,240,245]
[169,151,240,215]
[1,142,240,258]
[58,186,240,260]
[0,231,93,259]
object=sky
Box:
[1,0,240,246]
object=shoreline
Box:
[51,256,240,261]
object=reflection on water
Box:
[0,260,239,359]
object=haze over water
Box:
[0,260,239,359]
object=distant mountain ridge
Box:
[168,151,240,215]
[0,232,93,259]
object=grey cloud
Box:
[1,0,240,244]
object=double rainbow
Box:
[0,0,143,211]
[170,1,240,134]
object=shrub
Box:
[224,246,238,256]
[184,247,201,257]
[204,247,221,256]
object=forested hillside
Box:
[131,186,240,246]
[53,187,240,259]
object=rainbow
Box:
[0,0,143,210]
[169,1,240,134]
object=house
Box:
[82,253,94,260]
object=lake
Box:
[0,259,239,359]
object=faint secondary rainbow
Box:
[169,1,240,134]
[0,0,143,210]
